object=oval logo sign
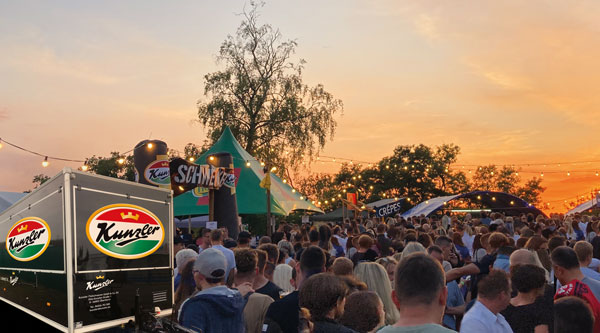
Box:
[6,217,51,262]
[86,204,165,260]
[144,159,171,186]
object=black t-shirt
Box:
[470,253,497,299]
[256,280,283,301]
[264,290,299,333]
[351,249,378,266]
[501,300,552,333]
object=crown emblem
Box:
[120,212,139,221]
[17,225,28,233]
[96,275,105,280]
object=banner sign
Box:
[170,158,236,196]
[375,200,404,218]
[347,193,357,210]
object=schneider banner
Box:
[375,200,404,218]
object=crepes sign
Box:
[170,158,236,196]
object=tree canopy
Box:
[300,144,546,212]
[197,2,343,177]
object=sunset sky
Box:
[1,1,600,213]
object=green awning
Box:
[174,127,323,216]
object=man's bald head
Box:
[510,249,538,268]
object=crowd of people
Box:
[170,211,600,333]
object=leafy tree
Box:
[85,152,135,181]
[197,2,343,177]
[470,165,545,205]
[515,177,545,206]
[373,144,465,204]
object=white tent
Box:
[174,215,209,229]
[566,199,598,215]
[0,191,27,213]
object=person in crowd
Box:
[259,243,280,265]
[452,232,471,263]
[318,224,336,257]
[471,234,487,263]
[331,236,345,258]
[376,224,393,257]
[198,228,211,251]
[174,236,185,259]
[298,273,356,332]
[446,232,507,299]
[554,296,595,333]
[209,229,236,281]
[345,236,357,259]
[460,270,513,333]
[525,235,552,272]
[351,235,378,266]
[234,248,274,333]
[375,257,398,286]
[273,263,296,296]
[332,257,355,277]
[574,241,600,280]
[428,245,465,330]
[237,231,252,249]
[173,258,197,322]
[552,246,600,301]
[340,291,385,333]
[379,253,454,333]
[263,246,326,333]
[178,248,251,332]
[354,262,400,325]
[399,241,426,260]
[492,246,515,273]
[254,249,283,300]
[174,248,198,291]
[501,264,551,333]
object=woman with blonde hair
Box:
[354,262,400,325]
[375,256,398,286]
[564,217,576,240]
[399,241,426,260]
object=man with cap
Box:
[178,248,252,332]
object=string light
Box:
[42,156,49,167]
[118,158,125,165]
[189,157,195,162]
[81,164,88,171]
[147,143,153,149]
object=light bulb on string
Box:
[246,161,251,167]
[189,157,195,162]
[147,143,153,149]
[118,158,125,165]
[42,156,49,167]
[0,138,3,149]
[81,164,88,171]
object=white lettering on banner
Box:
[377,202,403,217]
[171,159,236,190]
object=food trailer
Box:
[0,168,173,332]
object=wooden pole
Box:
[266,185,272,237]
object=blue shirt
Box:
[443,280,465,330]
[493,254,510,273]
[461,300,513,333]
[211,245,236,280]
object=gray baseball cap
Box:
[194,248,227,279]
